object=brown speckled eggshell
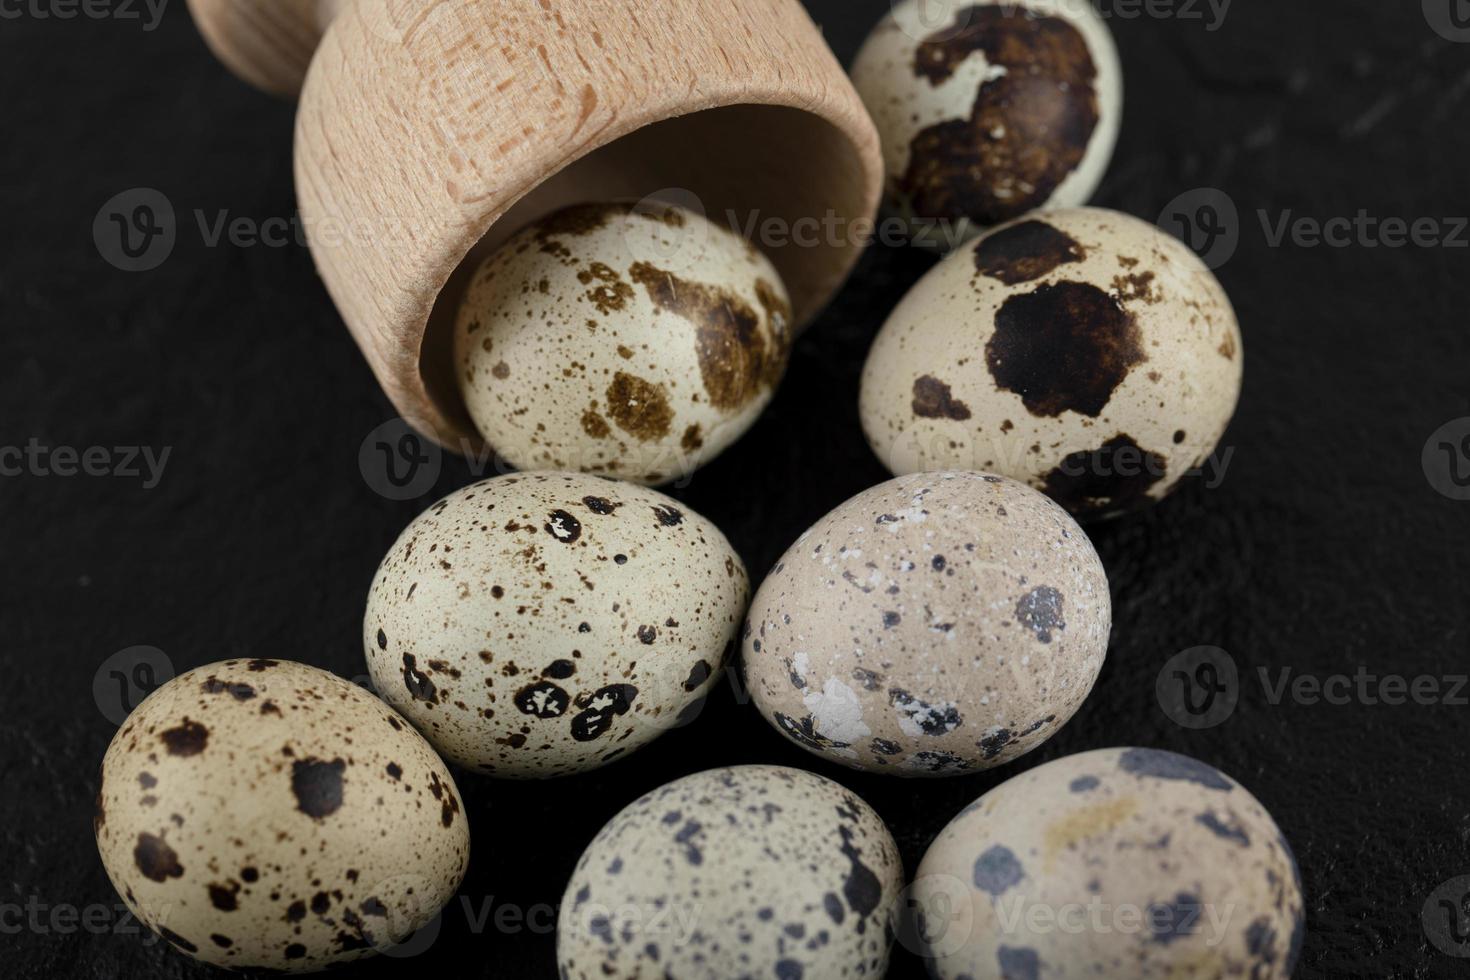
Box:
[93,659,469,973]
[860,207,1243,519]
[913,748,1304,979]
[454,201,794,486]
[744,472,1108,777]
[851,0,1122,246]
[557,765,904,980]
[364,472,748,778]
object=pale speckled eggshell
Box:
[860,207,1243,520]
[913,747,1304,979]
[364,472,748,778]
[94,659,469,973]
[851,0,1122,246]
[743,472,1108,777]
[453,201,794,486]
[557,765,904,980]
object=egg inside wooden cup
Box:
[188,0,882,471]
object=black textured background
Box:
[4,1,1469,977]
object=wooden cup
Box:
[186,0,883,450]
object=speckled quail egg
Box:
[364,472,748,778]
[860,207,1243,520]
[94,659,469,972]
[851,0,1122,246]
[912,747,1304,979]
[743,471,1109,777]
[453,201,794,485]
[558,765,904,979]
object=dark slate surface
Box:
[3,1,1468,977]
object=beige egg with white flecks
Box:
[851,0,1122,247]
[364,472,748,778]
[94,659,469,973]
[743,471,1109,777]
[558,765,905,980]
[453,201,794,486]
[860,207,1243,520]
[912,747,1304,979]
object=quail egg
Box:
[454,201,794,485]
[94,659,469,972]
[860,207,1242,520]
[743,471,1109,777]
[558,765,904,979]
[912,747,1304,979]
[364,472,748,777]
[851,0,1122,246]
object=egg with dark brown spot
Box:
[454,201,793,484]
[744,472,1108,776]
[852,0,1122,246]
[913,748,1303,978]
[95,660,469,972]
[364,472,747,778]
[861,208,1243,520]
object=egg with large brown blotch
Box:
[558,765,904,980]
[912,747,1304,979]
[852,0,1122,247]
[860,207,1243,520]
[364,472,747,777]
[454,201,794,485]
[94,659,469,972]
[743,471,1109,777]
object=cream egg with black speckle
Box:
[364,472,748,778]
[913,747,1304,979]
[558,765,904,980]
[743,471,1109,777]
[852,0,1122,246]
[454,201,794,485]
[94,659,469,973]
[860,207,1243,520]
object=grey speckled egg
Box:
[860,208,1243,520]
[743,472,1108,778]
[453,201,794,485]
[94,659,469,973]
[364,472,748,778]
[558,765,904,980]
[912,747,1304,979]
[851,0,1122,246]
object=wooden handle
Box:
[192,0,882,452]
[185,0,345,97]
